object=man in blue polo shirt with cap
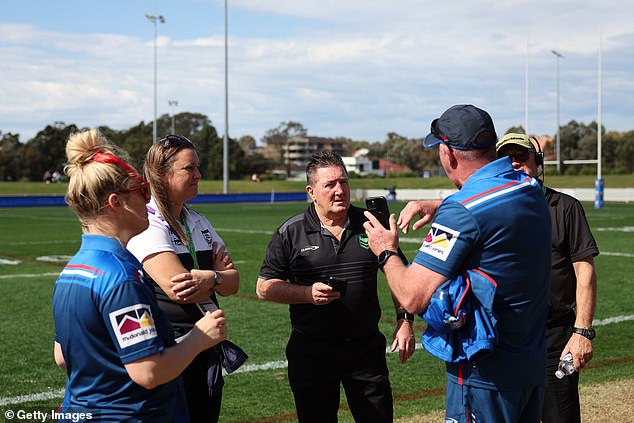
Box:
[364,104,551,421]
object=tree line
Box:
[0,113,272,183]
[1,113,632,182]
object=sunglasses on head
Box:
[160,134,193,150]
[431,119,450,144]
[120,181,151,202]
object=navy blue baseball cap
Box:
[423,105,498,150]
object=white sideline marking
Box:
[0,272,59,279]
[2,315,632,406]
[601,252,634,258]
[231,360,288,374]
[215,228,274,235]
[593,315,634,326]
[5,240,78,246]
[399,238,425,244]
[401,239,633,259]
[36,256,73,263]
[0,214,75,222]
[0,258,21,265]
[0,389,65,407]
[595,226,634,232]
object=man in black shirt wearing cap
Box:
[497,133,599,423]
[256,150,415,423]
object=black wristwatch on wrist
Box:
[378,250,398,270]
[572,326,595,340]
[396,312,415,322]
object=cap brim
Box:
[423,133,442,148]
[495,137,534,153]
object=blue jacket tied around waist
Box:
[421,268,498,363]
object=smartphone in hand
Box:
[366,196,391,229]
[325,276,348,297]
[366,196,410,266]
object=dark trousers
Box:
[542,323,581,423]
[286,331,393,423]
[181,349,224,423]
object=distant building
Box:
[342,149,413,177]
[342,155,384,177]
[260,135,347,176]
[285,135,346,169]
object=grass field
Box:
[0,200,633,421]
[1,173,633,194]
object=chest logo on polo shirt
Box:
[300,245,320,253]
[358,233,369,250]
[109,304,158,349]
[420,223,460,261]
[201,229,213,248]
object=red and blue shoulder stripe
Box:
[460,177,537,210]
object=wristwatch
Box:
[573,326,595,340]
[212,271,221,287]
[397,312,415,322]
[378,250,398,270]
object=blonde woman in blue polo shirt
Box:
[53,129,227,421]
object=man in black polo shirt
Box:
[496,133,599,423]
[257,150,415,423]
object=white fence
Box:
[353,188,634,203]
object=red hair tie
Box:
[92,152,146,185]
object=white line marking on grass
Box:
[36,255,73,263]
[0,389,65,407]
[0,258,21,265]
[595,226,634,232]
[6,240,78,246]
[215,228,274,235]
[231,360,288,374]
[399,238,425,244]
[0,272,59,279]
[601,252,634,258]
[398,242,634,260]
[4,314,633,406]
[0,214,75,222]
[594,315,634,326]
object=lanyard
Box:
[181,213,200,270]
[181,213,217,314]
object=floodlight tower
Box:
[223,0,229,193]
[551,49,563,174]
[145,13,165,144]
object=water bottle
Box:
[555,352,575,379]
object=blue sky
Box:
[2,0,633,144]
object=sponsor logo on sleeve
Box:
[109,304,157,349]
[420,223,460,261]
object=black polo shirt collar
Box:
[304,203,366,232]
